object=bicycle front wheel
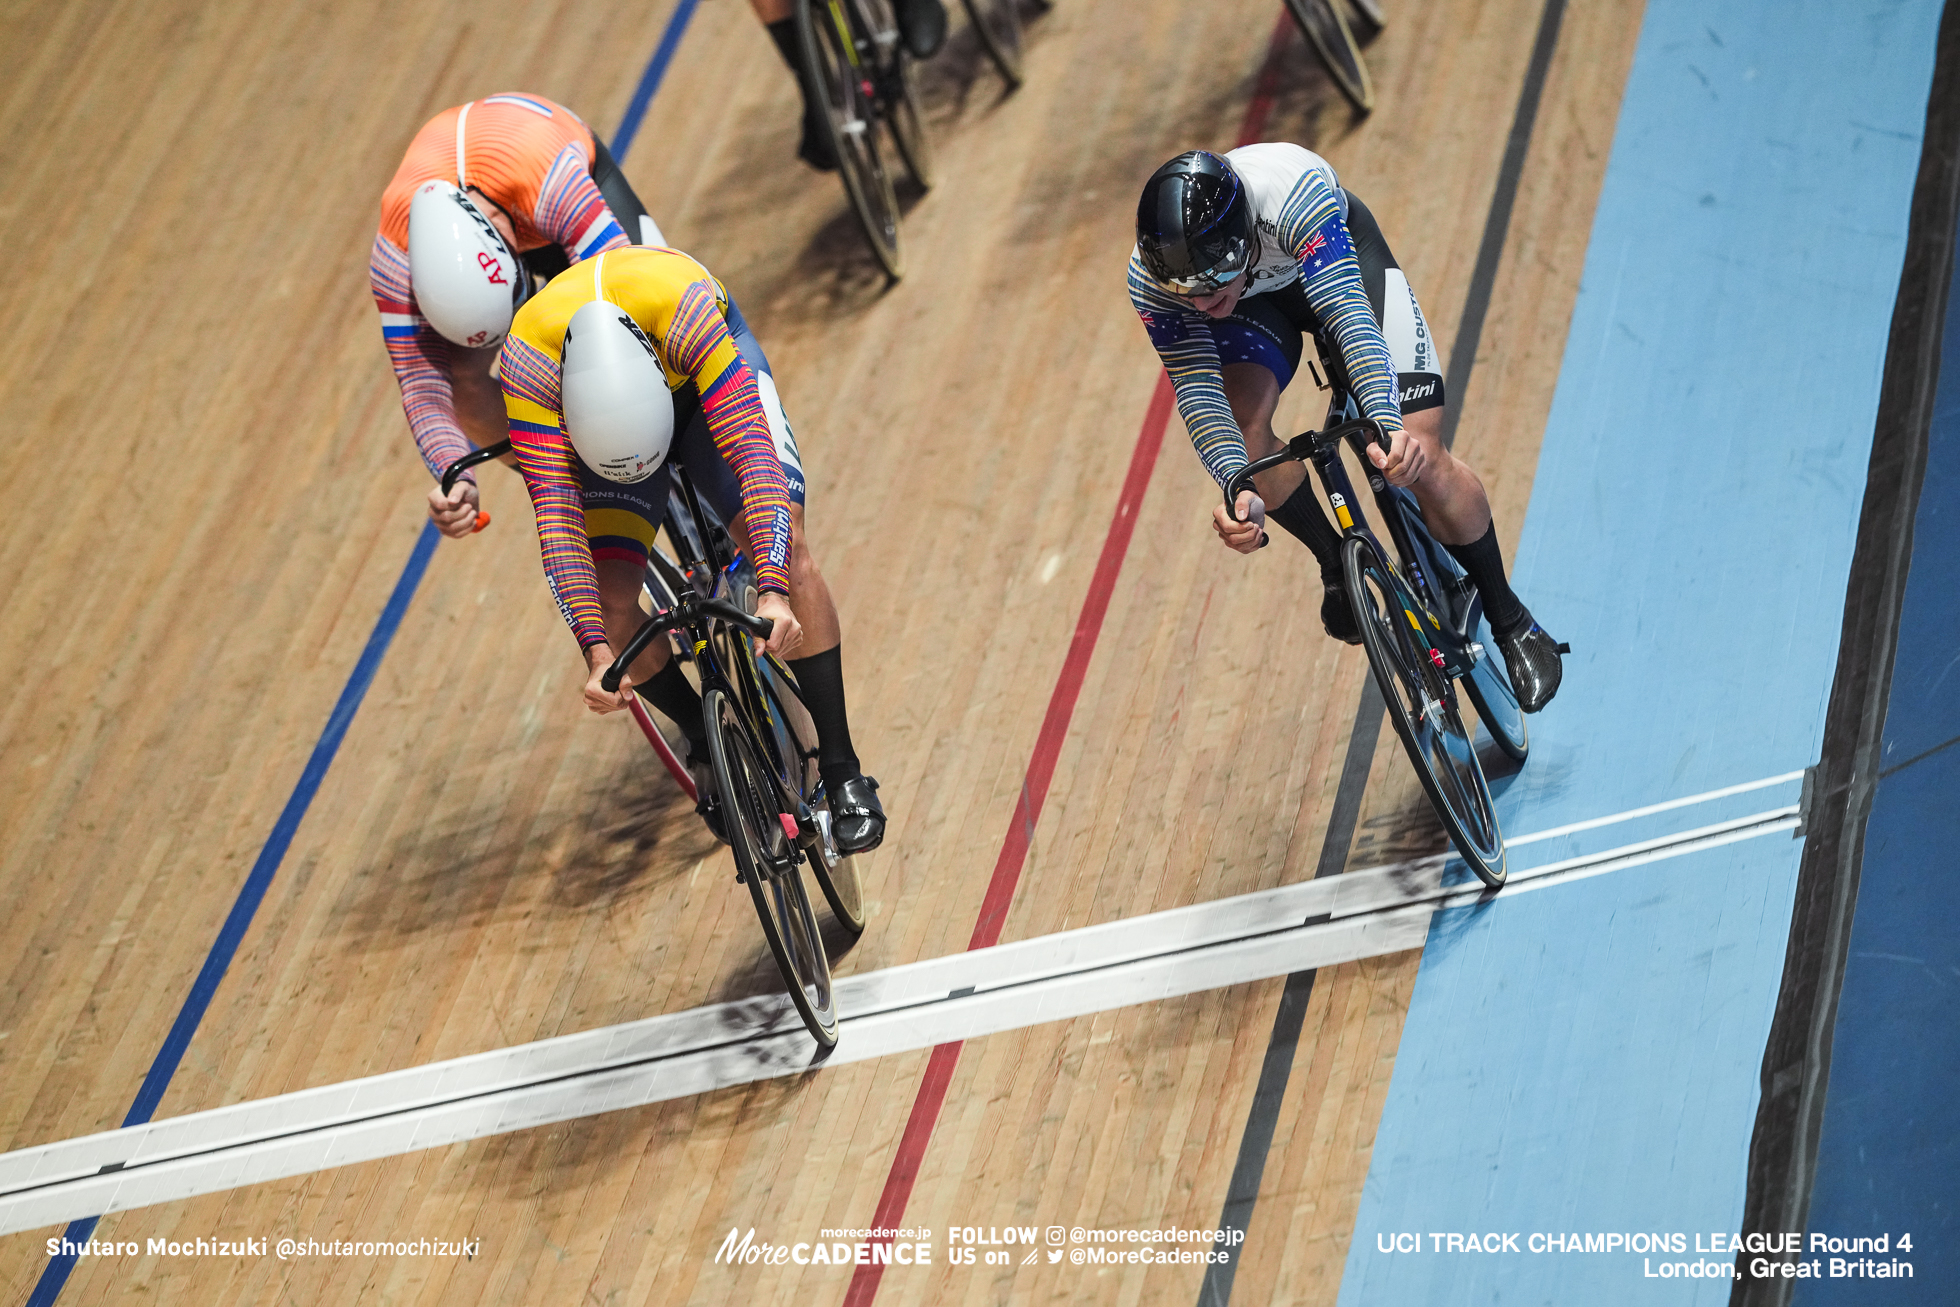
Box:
[1343,535,1505,887]
[798,0,905,278]
[961,0,1025,87]
[706,688,840,1046]
[1284,0,1375,114]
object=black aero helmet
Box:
[1136,150,1254,295]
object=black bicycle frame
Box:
[1229,412,1481,678]
[602,469,820,867]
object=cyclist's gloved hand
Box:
[581,642,635,715]
[427,478,482,538]
[1366,425,1426,488]
[755,591,803,660]
[1212,489,1268,554]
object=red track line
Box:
[840,17,1297,1307]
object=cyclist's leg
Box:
[588,136,666,247]
[755,0,839,172]
[581,460,724,776]
[1346,191,1560,704]
[679,303,885,849]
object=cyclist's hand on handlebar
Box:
[754,591,802,659]
[1212,490,1267,555]
[581,642,635,715]
[427,478,481,538]
[1366,425,1426,488]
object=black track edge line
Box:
[1729,5,1960,1302]
[1195,1,1571,1298]
[1438,0,1569,452]
[1197,682,1382,1307]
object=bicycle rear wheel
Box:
[1284,0,1375,114]
[706,688,839,1046]
[798,0,905,278]
[961,0,1025,87]
[859,0,933,189]
[1343,535,1505,887]
[760,661,867,933]
[1459,606,1529,763]
[1387,495,1529,763]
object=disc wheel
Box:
[706,688,839,1046]
[798,0,905,278]
[759,658,867,933]
[1342,535,1506,887]
[1284,0,1376,114]
[961,0,1025,87]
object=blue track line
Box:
[25,5,699,1300]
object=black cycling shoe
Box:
[896,0,948,58]
[688,757,728,844]
[829,775,886,855]
[1496,621,1564,713]
[1321,583,1362,645]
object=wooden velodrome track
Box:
[0,0,1642,1302]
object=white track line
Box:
[0,800,1800,1236]
[1504,768,1805,847]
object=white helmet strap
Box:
[454,100,474,189]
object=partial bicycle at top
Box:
[751,0,1050,278]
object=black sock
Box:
[764,17,800,69]
[634,661,708,759]
[787,645,861,794]
[1265,479,1345,584]
[1446,521,1530,637]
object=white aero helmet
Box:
[560,296,674,484]
[407,179,524,348]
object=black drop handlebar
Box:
[600,595,775,693]
[440,438,514,495]
[1223,418,1388,517]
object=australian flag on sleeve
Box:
[1297,213,1355,278]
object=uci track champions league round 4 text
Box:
[1368,1228,1919,1284]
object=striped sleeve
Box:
[1273,170,1403,438]
[666,281,794,596]
[533,142,631,262]
[369,233,475,483]
[500,336,610,649]
[1128,254,1247,488]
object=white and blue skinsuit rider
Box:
[1128,144,1563,712]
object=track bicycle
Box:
[797,0,933,279]
[1226,412,1530,888]
[603,465,866,1047]
[1285,0,1379,115]
[441,446,865,1046]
